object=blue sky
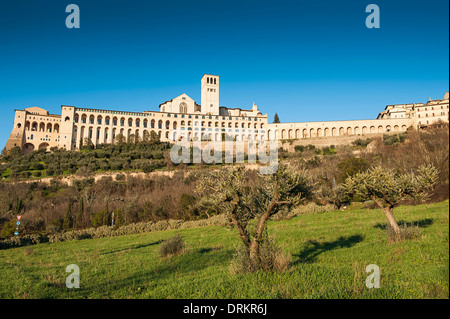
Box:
[0,0,448,149]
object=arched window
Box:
[179,102,187,114]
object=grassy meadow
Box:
[0,200,448,299]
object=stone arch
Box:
[339,127,344,136]
[323,127,329,137]
[104,127,109,143]
[54,123,59,133]
[370,126,376,133]
[38,142,49,150]
[310,128,316,138]
[96,127,101,142]
[295,129,300,139]
[302,128,308,138]
[331,127,337,136]
[347,127,352,135]
[22,143,35,154]
[317,128,323,137]
[401,125,407,131]
[97,115,102,125]
[394,125,399,132]
[288,129,293,139]
[46,123,52,132]
[362,126,368,134]
[377,125,383,133]
[354,126,360,135]
[39,122,45,132]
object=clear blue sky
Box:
[0,0,448,149]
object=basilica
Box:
[5,74,449,154]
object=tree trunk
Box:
[248,240,260,268]
[371,196,401,235]
[382,206,401,235]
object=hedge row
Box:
[0,214,229,250]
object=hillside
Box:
[0,201,448,299]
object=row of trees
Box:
[194,163,439,271]
[1,136,172,178]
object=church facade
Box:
[4,74,449,154]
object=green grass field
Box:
[0,201,448,299]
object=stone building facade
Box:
[4,74,449,154]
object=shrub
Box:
[0,220,17,238]
[337,157,369,183]
[159,234,185,258]
[294,145,306,152]
[21,171,31,178]
[386,222,421,243]
[352,138,372,147]
[383,132,408,146]
[115,173,125,181]
[33,171,42,177]
[31,162,44,170]
[229,237,291,274]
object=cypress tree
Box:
[76,197,84,228]
[273,113,280,123]
[63,200,72,230]
[102,202,109,226]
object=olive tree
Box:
[195,164,313,268]
[343,164,439,235]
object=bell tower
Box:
[201,74,219,115]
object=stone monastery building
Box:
[5,74,449,154]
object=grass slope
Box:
[0,201,448,299]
